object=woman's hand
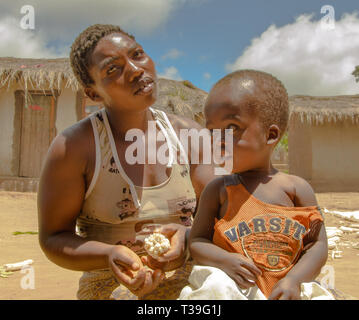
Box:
[221,252,262,289]
[144,223,188,271]
[108,245,164,297]
[268,276,301,300]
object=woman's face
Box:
[86,32,157,112]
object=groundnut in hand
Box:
[144,233,171,259]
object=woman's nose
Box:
[127,60,144,82]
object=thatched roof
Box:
[0,57,207,122]
[151,78,207,123]
[290,95,359,124]
[4,58,358,125]
[0,57,78,92]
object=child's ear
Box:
[267,124,280,145]
[84,87,103,102]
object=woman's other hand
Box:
[108,245,164,296]
[143,223,188,271]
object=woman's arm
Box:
[268,176,328,300]
[38,123,163,295]
[38,124,113,271]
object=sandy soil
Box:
[0,191,358,300]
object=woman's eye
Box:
[106,65,117,75]
[133,49,144,58]
[106,65,122,75]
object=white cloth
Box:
[178,266,335,300]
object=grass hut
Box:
[151,78,207,125]
[288,95,359,192]
[0,57,206,192]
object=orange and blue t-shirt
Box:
[213,174,324,297]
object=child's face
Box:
[205,83,271,173]
[86,32,157,112]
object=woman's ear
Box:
[84,87,103,102]
[267,124,280,145]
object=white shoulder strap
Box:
[84,114,102,199]
[101,109,141,208]
[159,110,189,165]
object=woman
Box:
[37,24,214,299]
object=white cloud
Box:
[0,0,187,58]
[0,16,65,58]
[158,66,183,81]
[0,1,182,39]
[203,72,211,80]
[226,13,359,96]
[161,48,184,60]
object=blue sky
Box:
[138,0,359,92]
[1,0,359,95]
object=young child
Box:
[185,70,330,300]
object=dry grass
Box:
[0,57,79,92]
[290,95,359,125]
[0,58,207,123]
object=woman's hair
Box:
[212,70,289,136]
[70,24,135,88]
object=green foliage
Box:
[352,66,359,83]
[0,267,14,278]
[278,132,288,152]
[12,231,38,235]
[168,87,187,101]
[182,80,196,89]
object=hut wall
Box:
[56,87,78,134]
[288,115,312,182]
[0,88,16,176]
[311,119,359,192]
[0,85,78,180]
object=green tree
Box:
[352,66,359,82]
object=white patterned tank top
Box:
[76,107,197,255]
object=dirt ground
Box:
[0,191,358,300]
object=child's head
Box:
[204,70,289,173]
[70,24,157,112]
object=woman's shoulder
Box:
[164,112,204,132]
[162,112,210,163]
[202,175,227,202]
[48,115,94,166]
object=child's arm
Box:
[268,176,328,300]
[189,177,262,289]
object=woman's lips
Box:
[134,79,154,95]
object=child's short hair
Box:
[70,24,135,88]
[212,70,289,136]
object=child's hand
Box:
[222,252,262,289]
[268,276,301,300]
[107,245,164,296]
